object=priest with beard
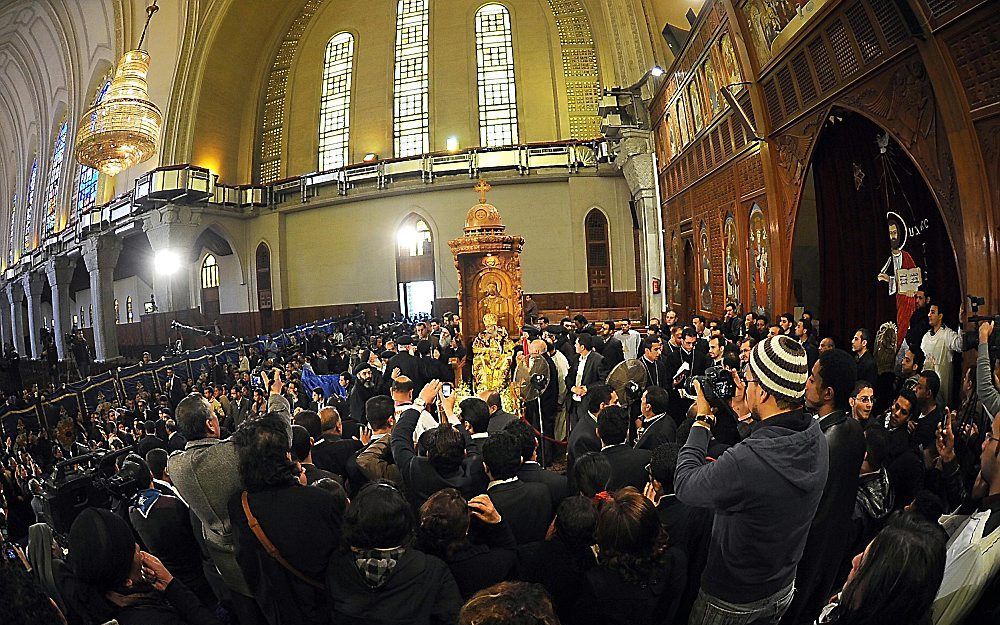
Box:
[348,364,380,425]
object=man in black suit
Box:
[597,321,624,372]
[524,339,560,465]
[851,328,878,387]
[165,419,187,453]
[485,392,517,434]
[391,381,488,509]
[506,419,567,508]
[164,366,186,409]
[664,327,708,419]
[566,383,617,492]
[597,405,651,491]
[291,424,342,485]
[634,386,677,449]
[483,431,553,544]
[566,333,605,431]
[387,336,424,389]
[639,335,668,390]
[136,420,167,457]
[297,408,360,480]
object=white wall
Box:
[72,275,152,327]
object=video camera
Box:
[40,446,137,535]
[965,295,999,363]
[684,365,737,402]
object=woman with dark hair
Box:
[416,489,517,599]
[818,513,946,625]
[61,508,220,625]
[327,481,462,625]
[228,412,342,625]
[459,581,559,625]
[586,488,687,625]
[572,451,611,498]
[517,495,599,624]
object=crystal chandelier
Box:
[75,2,162,177]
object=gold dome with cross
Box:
[464,179,506,235]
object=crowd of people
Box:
[0,294,998,625]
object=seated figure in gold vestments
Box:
[471,313,515,393]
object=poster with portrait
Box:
[740,0,832,66]
[688,81,704,133]
[718,32,742,86]
[699,221,713,311]
[703,57,722,115]
[724,213,740,306]
[748,204,772,316]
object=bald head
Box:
[319,406,342,435]
[528,339,547,357]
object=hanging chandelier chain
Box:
[137,0,160,51]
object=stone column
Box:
[6,281,26,356]
[0,287,11,349]
[82,234,123,362]
[21,272,45,359]
[45,256,76,361]
[142,205,203,312]
[613,129,665,320]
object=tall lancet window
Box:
[393,0,429,157]
[45,121,68,236]
[24,158,38,252]
[319,32,355,170]
[475,4,519,147]
[75,79,111,223]
[7,194,17,266]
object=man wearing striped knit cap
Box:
[674,335,829,625]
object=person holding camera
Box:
[674,335,829,625]
[977,320,1000,419]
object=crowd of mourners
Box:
[1,293,999,625]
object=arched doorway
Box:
[396,215,435,318]
[584,209,611,308]
[255,243,273,329]
[200,254,221,319]
[792,110,960,350]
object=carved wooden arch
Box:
[772,57,965,298]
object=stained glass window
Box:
[319,32,355,171]
[45,121,68,236]
[74,80,111,223]
[127,296,134,323]
[23,158,38,252]
[114,299,120,323]
[7,194,16,266]
[475,4,519,147]
[393,0,430,157]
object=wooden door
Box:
[585,210,611,308]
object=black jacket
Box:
[656,495,713,624]
[634,415,677,450]
[391,408,488,509]
[486,410,518,434]
[565,351,605,404]
[61,573,220,625]
[228,484,342,625]
[566,414,600,492]
[486,479,553,544]
[137,434,168,458]
[585,547,688,625]
[601,444,652,491]
[855,352,878,387]
[326,548,462,625]
[517,537,597,625]
[779,410,865,625]
[517,462,568,508]
[417,520,518,599]
[167,433,187,453]
[312,437,362,478]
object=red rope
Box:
[518,416,567,446]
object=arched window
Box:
[256,243,273,311]
[475,4,519,147]
[396,214,435,317]
[114,299,120,323]
[80,307,85,327]
[88,305,93,326]
[45,121,68,236]
[397,217,432,257]
[126,296,134,323]
[7,194,16,266]
[24,157,39,252]
[585,209,611,308]
[201,254,220,289]
[319,32,355,171]
[74,80,111,223]
[393,0,430,157]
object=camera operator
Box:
[68,330,92,381]
[674,335,828,625]
[977,320,1000,420]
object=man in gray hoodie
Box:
[675,335,828,625]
